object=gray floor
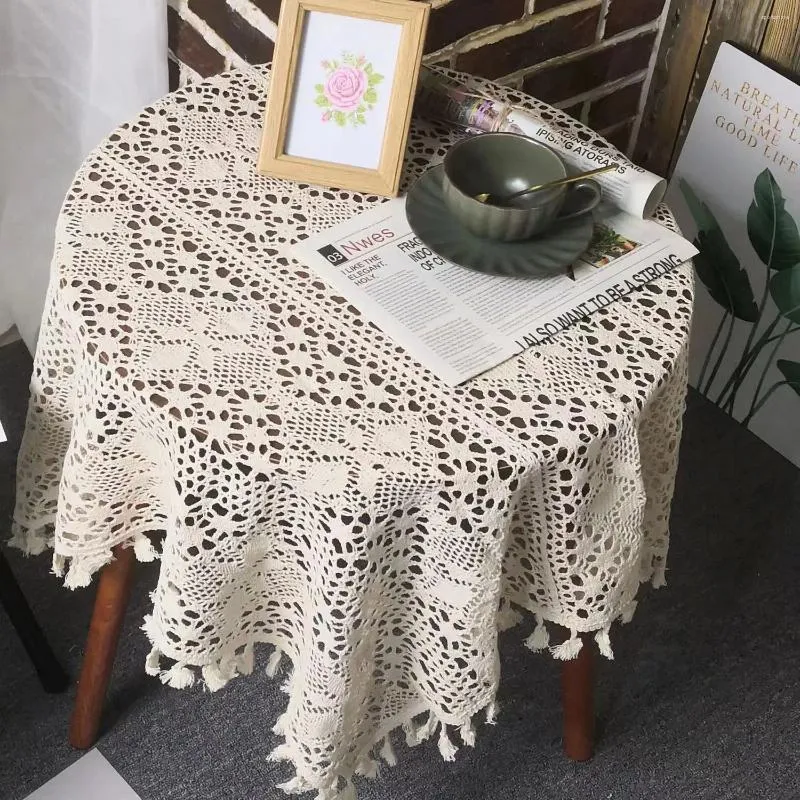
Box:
[1,338,799,800]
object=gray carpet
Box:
[1,338,799,800]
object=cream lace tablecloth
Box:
[12,66,693,798]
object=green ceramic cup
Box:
[442,132,602,242]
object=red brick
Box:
[168,55,181,91]
[456,7,600,79]
[604,0,665,37]
[251,0,282,21]
[424,0,525,53]
[587,81,643,129]
[188,0,275,63]
[167,6,226,78]
[522,32,655,104]
[535,0,577,9]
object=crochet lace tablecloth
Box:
[12,65,693,798]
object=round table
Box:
[12,65,693,798]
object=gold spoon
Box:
[474,162,620,205]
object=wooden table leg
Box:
[0,549,69,693]
[69,544,136,749]
[561,635,594,761]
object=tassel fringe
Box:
[63,560,96,589]
[621,600,638,624]
[437,723,458,762]
[379,735,397,766]
[459,719,476,747]
[161,662,195,689]
[238,643,254,676]
[268,743,294,763]
[145,647,163,676]
[355,756,379,779]
[202,662,231,693]
[277,775,313,795]
[402,721,416,747]
[551,631,583,661]
[595,626,614,660]
[415,711,437,744]
[133,534,158,562]
[266,647,283,678]
[272,712,289,735]
[485,700,499,725]
[51,553,67,578]
[497,598,523,631]
[524,614,550,652]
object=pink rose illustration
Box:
[315,54,384,128]
[324,65,368,112]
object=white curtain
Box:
[0,1,168,351]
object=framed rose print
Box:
[257,0,429,197]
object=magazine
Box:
[290,202,698,385]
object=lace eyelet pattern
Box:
[12,65,693,797]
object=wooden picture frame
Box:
[257,0,429,197]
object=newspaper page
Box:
[289,202,698,385]
[415,68,667,218]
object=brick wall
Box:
[168,0,668,155]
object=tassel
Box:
[621,600,638,624]
[268,743,294,762]
[459,719,476,747]
[277,775,313,795]
[141,614,160,642]
[202,662,230,692]
[524,615,550,653]
[379,734,397,766]
[485,700,499,725]
[652,564,667,589]
[272,711,289,735]
[238,643,254,676]
[402,721,416,747]
[551,631,583,661]
[145,647,163,676]
[64,560,94,589]
[334,781,356,800]
[437,723,458,762]
[280,670,294,694]
[595,627,614,660]
[133,534,158,562]
[497,599,522,631]
[355,756,379,778]
[266,648,283,678]
[161,663,195,689]
[415,711,437,743]
[51,553,67,578]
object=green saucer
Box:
[405,164,594,277]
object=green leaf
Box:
[769,262,800,323]
[314,83,325,93]
[333,110,346,127]
[357,113,366,125]
[368,72,384,86]
[315,95,330,107]
[678,179,715,233]
[747,169,800,270]
[365,63,373,74]
[777,358,800,396]
[693,228,759,321]
[364,87,378,104]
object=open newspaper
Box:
[291,202,698,385]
